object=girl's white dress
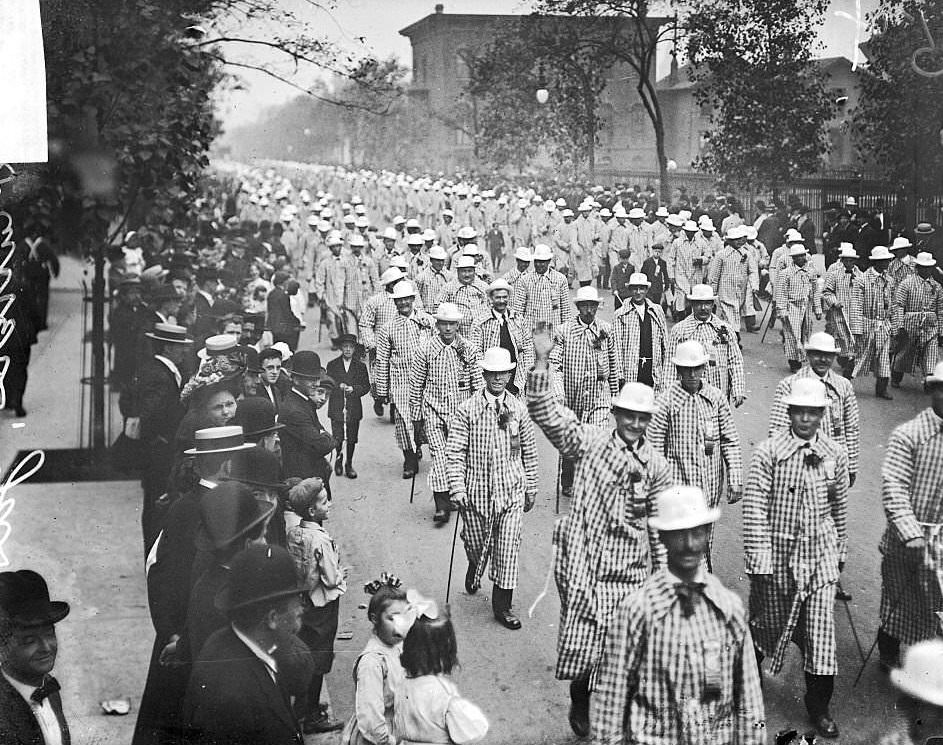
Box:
[394,674,488,744]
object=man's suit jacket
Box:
[279,389,335,480]
[325,356,369,422]
[185,627,302,745]
[136,357,185,445]
[255,383,283,415]
[0,673,71,745]
[266,287,298,338]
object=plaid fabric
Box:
[314,254,351,309]
[893,274,943,377]
[468,310,535,396]
[527,367,672,680]
[879,408,943,645]
[548,318,619,424]
[445,391,538,589]
[511,269,574,333]
[414,266,453,313]
[592,570,766,745]
[434,278,490,337]
[611,300,669,393]
[344,254,379,315]
[743,430,849,675]
[665,315,746,402]
[552,221,579,272]
[767,367,861,477]
[888,258,916,286]
[707,245,760,332]
[821,264,860,357]
[626,223,652,270]
[669,237,710,312]
[852,267,898,378]
[774,264,821,363]
[374,311,434,450]
[358,291,398,352]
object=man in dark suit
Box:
[325,334,370,478]
[267,272,301,351]
[754,200,782,257]
[185,545,305,745]
[191,267,220,351]
[278,351,335,489]
[0,570,71,745]
[257,347,285,414]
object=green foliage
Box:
[853,0,943,199]
[684,0,834,191]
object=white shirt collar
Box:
[2,669,64,745]
[197,289,214,305]
[231,624,279,679]
[483,389,506,406]
[153,355,182,387]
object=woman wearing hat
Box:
[891,252,943,389]
[851,245,900,398]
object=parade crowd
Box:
[5,162,943,745]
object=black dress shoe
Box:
[373,400,384,417]
[14,407,25,418]
[810,713,839,739]
[877,390,894,400]
[568,705,590,738]
[465,563,479,594]
[494,607,521,630]
[345,464,358,479]
[334,459,343,476]
[433,509,449,525]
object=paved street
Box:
[2,256,931,743]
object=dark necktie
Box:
[674,582,706,618]
[498,315,516,362]
[31,675,60,704]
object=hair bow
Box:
[364,572,402,595]
[391,588,439,637]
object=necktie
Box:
[498,315,516,362]
[674,582,706,618]
[31,675,60,704]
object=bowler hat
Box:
[233,397,283,437]
[290,350,322,379]
[0,570,70,627]
[226,445,286,490]
[195,481,276,552]
[215,545,303,613]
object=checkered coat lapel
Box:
[665,314,745,401]
[612,299,668,392]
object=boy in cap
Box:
[608,248,636,310]
[325,334,370,479]
[592,486,765,745]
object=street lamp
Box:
[536,87,549,105]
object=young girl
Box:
[394,596,489,744]
[340,574,409,745]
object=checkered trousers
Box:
[527,368,672,680]
[435,279,490,337]
[767,367,861,477]
[893,274,943,377]
[851,268,897,378]
[548,319,619,424]
[774,265,821,363]
[611,300,669,393]
[708,246,760,331]
[592,570,766,745]
[743,430,849,675]
[879,408,943,645]
[665,315,746,402]
[414,267,452,313]
[445,392,538,590]
[374,311,434,450]
[821,265,859,357]
[511,269,574,333]
[468,311,534,396]
[670,238,709,312]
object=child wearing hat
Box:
[326,334,370,479]
[608,249,636,310]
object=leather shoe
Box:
[302,713,344,734]
[877,390,894,400]
[568,705,590,738]
[14,407,26,418]
[345,464,358,479]
[494,607,521,630]
[433,509,449,525]
[465,563,479,594]
[373,400,384,417]
[810,713,839,739]
[334,458,343,476]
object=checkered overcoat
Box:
[592,570,766,745]
[358,291,398,352]
[888,257,915,286]
[573,216,598,283]
[707,245,760,332]
[669,237,710,312]
[767,367,861,478]
[665,315,745,403]
[435,278,490,337]
[344,254,379,315]
[445,391,538,590]
[880,408,943,645]
[611,300,669,393]
[314,254,350,309]
[774,264,821,363]
[414,266,453,314]
[374,310,434,450]
[851,267,898,378]
[408,335,482,492]
[821,264,860,358]
[468,310,535,396]
[511,269,574,333]
[892,273,943,377]
[552,220,579,273]
[501,267,528,305]
[527,368,672,681]
[744,430,849,675]
[626,224,653,272]
[549,318,620,425]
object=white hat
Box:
[555,198,567,207]
[785,228,803,243]
[382,227,398,240]
[891,236,913,250]
[915,251,937,267]
[354,216,369,228]
[342,214,355,224]
[725,225,749,240]
[306,214,319,227]
[745,226,758,240]
[890,639,943,706]
[561,208,574,218]
[611,381,657,413]
[687,284,716,302]
[648,485,721,532]
[184,425,256,456]
[627,272,650,287]
[487,277,513,294]
[349,234,366,247]
[422,228,437,242]
[457,226,477,240]
[683,220,699,232]
[869,245,894,261]
[804,332,840,354]
[788,244,808,257]
[497,194,508,205]
[389,254,410,270]
[671,340,710,367]
[455,255,477,269]
[405,218,421,229]
[428,245,448,260]
[613,206,628,219]
[327,231,343,247]
[783,377,828,407]
[514,246,533,262]
[407,234,424,246]
[927,361,943,386]
[517,198,529,208]
[628,207,646,219]
[574,285,601,304]
[391,281,416,300]
[479,346,516,372]
[599,208,612,218]
[434,302,463,323]
[442,208,455,218]
[577,202,592,212]
[462,243,482,257]
[354,204,367,214]
[320,208,333,218]
[666,214,684,227]
[393,215,406,225]
[270,342,293,360]
[379,267,405,285]
[678,210,692,222]
[532,244,554,261]
[838,243,858,259]
[318,220,332,232]
[655,206,670,218]
[845,196,858,206]
[699,218,715,231]
[543,200,557,212]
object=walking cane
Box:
[837,581,866,664]
[852,569,914,687]
[759,299,774,344]
[555,454,562,515]
[445,510,462,603]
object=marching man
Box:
[611,272,669,392]
[468,277,534,397]
[435,255,490,338]
[891,251,943,390]
[708,224,760,335]
[744,377,850,739]
[852,245,899,399]
[359,266,408,418]
[512,243,573,332]
[446,347,538,631]
[409,302,482,526]
[821,243,861,378]
[775,242,822,372]
[592,486,766,745]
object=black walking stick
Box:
[555,454,562,515]
[445,509,462,603]
[759,299,774,344]
[852,568,914,687]
[837,581,866,665]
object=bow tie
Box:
[31,676,60,704]
[674,582,706,617]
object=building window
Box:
[456,51,470,82]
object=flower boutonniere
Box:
[628,471,642,485]
[715,325,730,343]
[592,329,609,351]
[804,451,822,468]
[498,409,513,429]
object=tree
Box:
[684,0,834,192]
[853,0,943,223]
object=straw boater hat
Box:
[573,286,601,304]
[487,278,513,295]
[782,378,829,408]
[671,340,710,367]
[649,485,721,532]
[804,332,840,354]
[627,272,651,287]
[687,284,716,302]
[479,347,516,372]
[838,243,858,259]
[379,267,406,286]
[890,236,912,251]
[514,246,533,262]
[428,245,448,260]
[788,244,808,256]
[184,425,256,456]
[145,323,192,344]
[611,381,657,413]
[454,255,477,269]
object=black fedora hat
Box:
[215,545,303,613]
[194,481,276,552]
[0,570,70,627]
[289,350,322,379]
[225,445,285,490]
[233,399,283,438]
